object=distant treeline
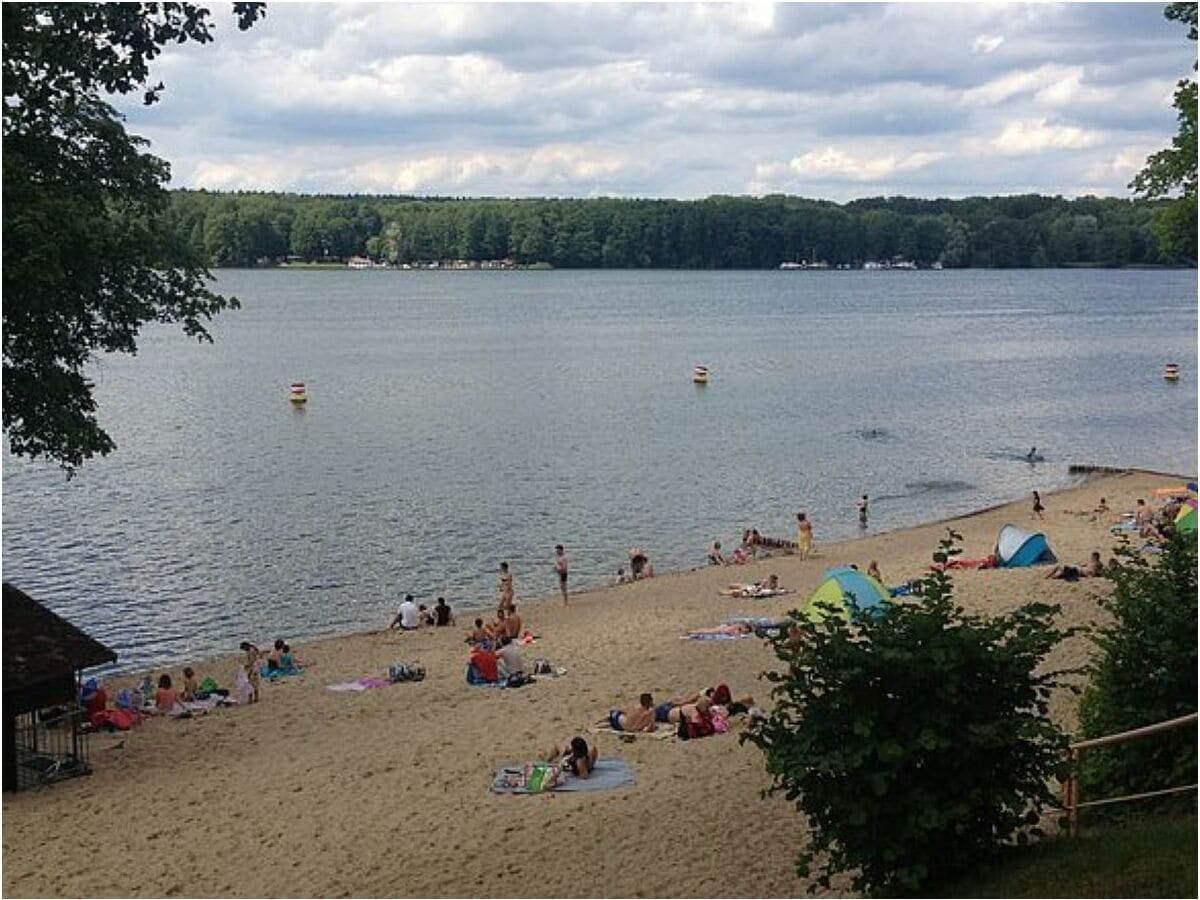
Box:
[169,190,1195,269]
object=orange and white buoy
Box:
[692,365,710,384]
[290,381,308,404]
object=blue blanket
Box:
[489,757,636,794]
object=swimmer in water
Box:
[1026,447,1038,462]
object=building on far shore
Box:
[3,583,116,792]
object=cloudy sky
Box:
[116,2,1195,201]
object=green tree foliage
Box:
[1130,3,1197,261]
[3,2,264,471]
[1077,530,1198,805]
[742,531,1074,895]
[171,190,1188,270]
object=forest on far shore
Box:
[170,190,1196,270]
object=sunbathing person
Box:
[1045,552,1105,581]
[653,695,712,725]
[599,693,658,733]
[546,736,598,778]
[667,683,756,717]
[686,621,754,637]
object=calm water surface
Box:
[4,269,1196,671]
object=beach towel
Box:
[261,664,304,680]
[588,723,675,740]
[489,757,636,794]
[682,630,755,641]
[325,677,391,693]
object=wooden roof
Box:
[3,583,117,692]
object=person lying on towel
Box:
[597,693,658,733]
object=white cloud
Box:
[972,34,1004,54]
[990,118,1102,155]
[109,2,1191,201]
[785,146,947,182]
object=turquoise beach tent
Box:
[805,566,889,622]
[995,523,1055,567]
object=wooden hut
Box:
[3,583,117,791]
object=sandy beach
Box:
[1,469,1188,898]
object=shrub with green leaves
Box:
[743,531,1075,895]
[1077,529,1198,805]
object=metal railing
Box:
[1062,712,1198,837]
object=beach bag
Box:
[199,676,219,694]
[521,763,561,793]
[389,663,426,683]
[532,658,553,676]
[505,672,532,689]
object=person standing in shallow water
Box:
[498,561,514,611]
[554,544,569,605]
[857,494,870,529]
[795,512,813,560]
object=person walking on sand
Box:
[498,561,514,611]
[554,544,569,604]
[857,494,869,529]
[796,512,813,560]
[1032,490,1045,519]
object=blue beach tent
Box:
[805,566,889,622]
[995,524,1055,567]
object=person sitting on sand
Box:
[707,540,728,566]
[389,595,420,631]
[616,568,630,584]
[180,667,199,702]
[417,604,436,627]
[434,597,455,627]
[629,547,653,579]
[496,635,526,679]
[547,737,597,778]
[266,639,285,672]
[1045,552,1105,581]
[600,693,658,733]
[279,644,302,671]
[466,617,488,644]
[504,604,523,640]
[487,608,507,639]
[155,674,181,713]
[1094,497,1110,514]
[468,642,500,684]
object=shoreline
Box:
[3,466,1188,898]
[95,464,1189,688]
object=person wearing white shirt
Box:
[389,594,420,631]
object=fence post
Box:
[1067,748,1080,838]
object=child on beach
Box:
[155,674,180,713]
[554,544,569,605]
[1032,490,1045,519]
[466,617,488,644]
[239,642,261,703]
[867,560,882,582]
[707,540,727,566]
[180,667,199,702]
[796,512,813,559]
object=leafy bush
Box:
[743,531,1075,895]
[1077,530,1198,805]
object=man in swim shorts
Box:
[604,693,657,732]
[554,544,569,604]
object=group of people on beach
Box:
[599,682,761,739]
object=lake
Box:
[3,268,1196,671]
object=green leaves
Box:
[3,4,262,471]
[744,529,1073,895]
[1078,530,1198,806]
